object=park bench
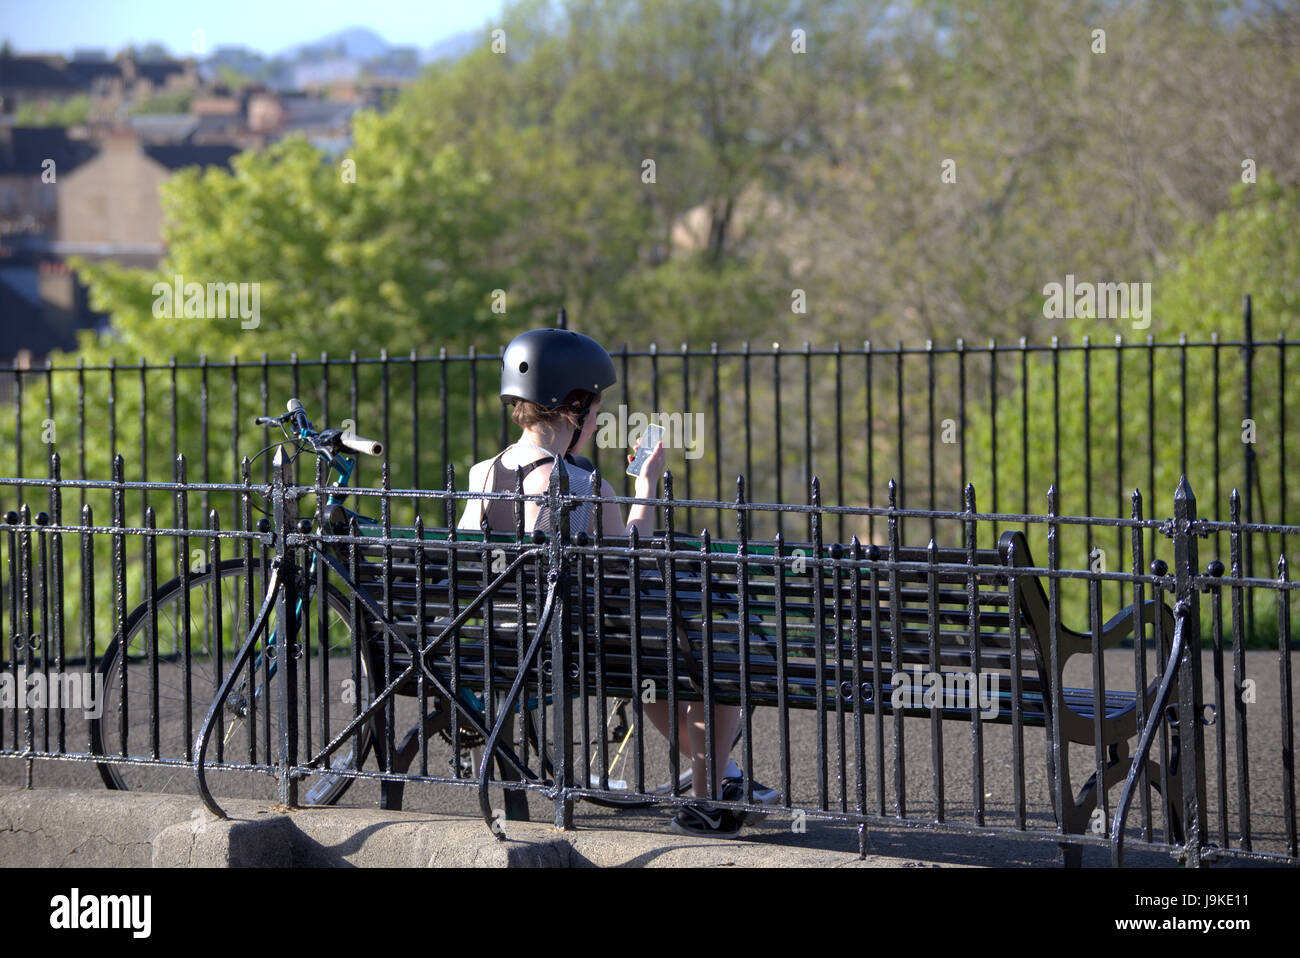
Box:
[336,515,1184,862]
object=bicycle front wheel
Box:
[89,558,374,805]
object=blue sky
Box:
[0,0,508,56]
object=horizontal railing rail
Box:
[3,311,1294,608]
[1,458,1295,866]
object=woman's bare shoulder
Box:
[467,456,516,495]
[522,459,554,494]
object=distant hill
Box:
[424,29,480,63]
[280,26,391,62]
[277,25,482,65]
[10,23,486,68]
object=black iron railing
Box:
[1,458,1295,866]
[3,306,1294,629]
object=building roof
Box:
[0,56,84,91]
[292,59,361,89]
[0,54,190,94]
[137,61,187,86]
[64,59,121,86]
[0,126,98,176]
[280,97,357,133]
[142,143,241,171]
[0,275,66,360]
[129,113,200,142]
[193,112,244,135]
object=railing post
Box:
[18,505,35,787]
[548,455,574,829]
[3,508,20,759]
[1172,476,1209,864]
[1241,294,1255,640]
[271,445,299,808]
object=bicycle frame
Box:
[193,417,552,819]
[193,429,385,814]
[239,443,371,690]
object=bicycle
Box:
[89,400,386,804]
[89,398,723,813]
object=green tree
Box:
[1,119,509,639]
[130,89,193,115]
[14,94,92,126]
[963,176,1299,639]
[5,0,1300,647]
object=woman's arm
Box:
[457,462,486,530]
[597,481,624,536]
[591,440,665,539]
[622,439,665,538]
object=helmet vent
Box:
[518,361,529,373]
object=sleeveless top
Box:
[479,447,598,536]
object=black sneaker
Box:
[670,802,744,839]
[721,776,781,824]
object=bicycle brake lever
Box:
[311,428,347,455]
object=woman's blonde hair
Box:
[509,389,597,431]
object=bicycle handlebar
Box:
[340,432,384,457]
[285,397,310,432]
[252,398,382,457]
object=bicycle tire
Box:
[90,557,375,805]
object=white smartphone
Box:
[625,423,664,477]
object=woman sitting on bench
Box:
[458,327,776,837]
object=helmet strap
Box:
[565,396,594,455]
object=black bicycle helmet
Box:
[500,328,617,407]
[500,328,617,454]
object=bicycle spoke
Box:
[92,561,373,805]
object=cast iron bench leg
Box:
[1059,742,1130,867]
[381,709,448,811]
[378,702,530,821]
[490,696,530,821]
[1058,740,1185,865]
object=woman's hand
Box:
[629,439,666,499]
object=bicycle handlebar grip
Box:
[340,432,384,457]
[284,397,313,434]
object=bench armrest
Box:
[1064,597,1176,660]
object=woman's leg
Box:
[640,701,744,801]
[685,704,741,798]
[642,701,693,758]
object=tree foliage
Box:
[3,1,1298,639]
